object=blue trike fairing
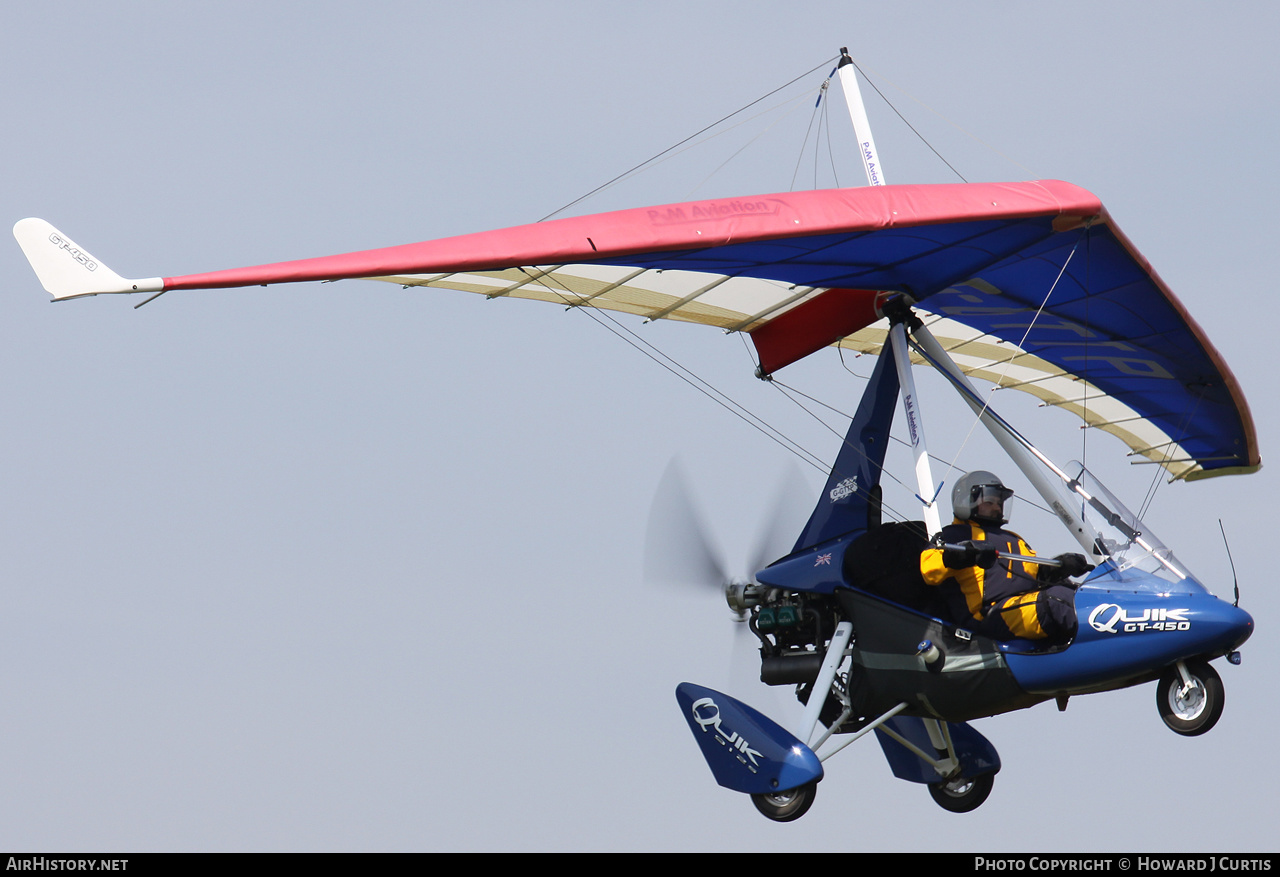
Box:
[875,716,1000,784]
[675,683,823,795]
[1002,566,1254,693]
[998,475,1255,693]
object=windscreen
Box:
[1069,463,1211,596]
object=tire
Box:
[751,781,817,822]
[1157,660,1224,736]
[928,772,994,813]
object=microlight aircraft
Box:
[13,50,1258,820]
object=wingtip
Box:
[13,218,162,300]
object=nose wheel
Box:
[1157,660,1224,736]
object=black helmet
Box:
[952,470,1014,525]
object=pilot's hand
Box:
[942,541,998,570]
[1041,553,1093,582]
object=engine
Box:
[728,584,841,687]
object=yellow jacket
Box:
[920,519,1039,626]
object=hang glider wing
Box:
[14,180,1258,481]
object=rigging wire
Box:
[851,59,1039,181]
[547,90,816,214]
[770,374,1058,522]
[1002,237,1082,379]
[1137,396,1204,518]
[768,379,912,507]
[789,80,828,191]
[837,346,873,381]
[822,86,841,188]
[812,93,824,190]
[730,331,902,506]
[539,56,838,222]
[1068,220,1198,513]
[934,234,1083,488]
[531,260,924,525]
[768,378,938,525]
[848,59,968,183]
[786,73,844,193]
[524,52,1125,535]
[815,92,830,190]
[682,95,814,201]
[736,337,910,524]
[771,376,945,474]
[529,59,881,492]
[512,255,1068,530]
[1035,221,1198,515]
[522,268,835,476]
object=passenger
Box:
[919,471,1089,644]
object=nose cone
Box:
[1189,597,1254,657]
[1179,595,1254,657]
[1223,603,1254,652]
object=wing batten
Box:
[487,265,566,299]
[725,285,822,333]
[645,273,736,322]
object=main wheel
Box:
[1157,660,1224,736]
[751,781,817,822]
[928,772,994,813]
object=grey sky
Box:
[3,0,1276,852]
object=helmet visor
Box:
[970,483,1014,520]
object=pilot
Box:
[919,471,1089,644]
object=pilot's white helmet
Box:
[952,470,1014,525]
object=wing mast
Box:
[888,315,943,535]
[835,48,886,188]
[836,49,947,533]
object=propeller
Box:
[642,457,730,595]
[646,456,819,715]
[643,457,817,620]
[747,459,819,578]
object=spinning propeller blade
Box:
[747,460,815,578]
[643,458,729,593]
[645,458,814,619]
